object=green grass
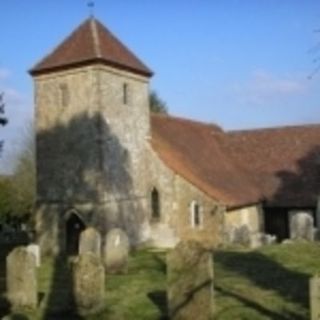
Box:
[1,242,320,319]
[215,242,320,320]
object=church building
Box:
[30,17,320,255]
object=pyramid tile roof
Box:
[30,18,153,77]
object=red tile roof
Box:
[30,18,153,77]
[226,125,320,207]
[151,114,261,208]
[151,115,320,208]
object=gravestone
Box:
[73,252,105,315]
[310,275,320,320]
[167,240,214,320]
[79,227,101,257]
[6,246,37,310]
[289,211,314,241]
[249,232,263,249]
[26,244,41,267]
[104,228,129,274]
[233,225,250,246]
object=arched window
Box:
[151,188,160,220]
[190,201,203,228]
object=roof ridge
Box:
[229,122,320,134]
[152,113,224,132]
[29,18,91,74]
[90,18,102,58]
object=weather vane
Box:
[87,1,95,17]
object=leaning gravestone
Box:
[6,246,37,310]
[289,211,314,241]
[73,252,105,315]
[79,227,101,257]
[26,243,41,267]
[104,228,129,274]
[167,240,214,320]
[310,275,320,320]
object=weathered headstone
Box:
[73,252,105,315]
[234,225,250,246]
[289,211,314,241]
[104,228,129,274]
[265,234,277,245]
[79,227,101,257]
[26,244,41,267]
[249,232,263,249]
[6,246,37,310]
[167,240,214,320]
[310,275,320,320]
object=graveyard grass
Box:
[2,242,320,319]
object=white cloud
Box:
[233,70,308,105]
[0,68,11,82]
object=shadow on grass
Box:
[7,314,30,320]
[41,254,83,319]
[215,250,309,309]
[152,254,167,274]
[0,297,10,319]
[215,285,304,320]
[148,290,168,320]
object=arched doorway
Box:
[65,212,85,256]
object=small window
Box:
[151,188,160,220]
[59,83,70,107]
[190,201,203,228]
[123,83,128,104]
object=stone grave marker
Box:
[26,244,41,267]
[73,252,105,315]
[167,240,214,320]
[289,211,314,241]
[79,227,101,257]
[234,225,251,246]
[310,275,320,320]
[6,246,37,310]
[104,228,129,274]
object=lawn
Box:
[1,242,320,319]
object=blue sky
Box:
[1,0,320,172]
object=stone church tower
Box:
[30,17,153,255]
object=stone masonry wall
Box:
[35,66,101,202]
[224,204,264,244]
[34,65,151,254]
[35,65,150,203]
[36,198,150,256]
[146,147,224,248]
